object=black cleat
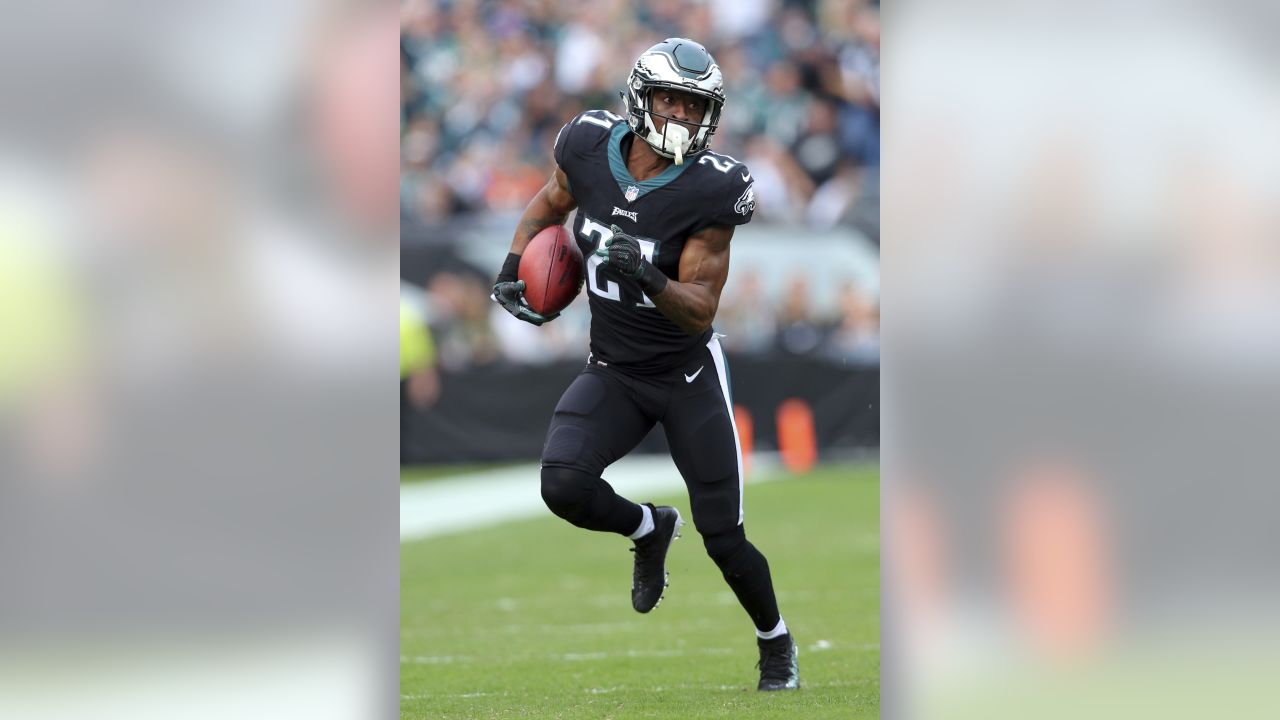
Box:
[630,504,683,613]
[756,633,800,691]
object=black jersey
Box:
[554,109,756,374]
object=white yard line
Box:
[401,453,783,542]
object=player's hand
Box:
[596,225,645,279]
[491,279,558,326]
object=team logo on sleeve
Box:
[624,185,640,203]
[734,183,755,215]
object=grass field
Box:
[401,463,879,719]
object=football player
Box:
[492,38,798,691]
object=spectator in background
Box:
[642,0,694,39]
[709,43,755,147]
[708,0,771,42]
[425,271,501,370]
[807,160,862,230]
[775,274,826,356]
[743,136,814,223]
[554,5,608,96]
[484,137,546,212]
[758,62,810,149]
[829,1,879,166]
[498,29,549,96]
[717,269,778,355]
[489,293,590,366]
[401,299,440,408]
[401,116,437,171]
[793,99,842,188]
[824,281,880,365]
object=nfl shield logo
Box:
[624,185,639,203]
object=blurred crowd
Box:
[400,0,879,235]
[400,0,880,373]
[409,264,878,373]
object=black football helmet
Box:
[620,38,725,164]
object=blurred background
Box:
[0,2,398,718]
[885,2,1280,718]
[6,0,1273,716]
[399,0,881,464]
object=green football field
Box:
[401,463,880,719]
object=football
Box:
[519,225,584,316]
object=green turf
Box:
[401,463,880,719]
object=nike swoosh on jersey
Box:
[741,171,752,182]
[684,366,704,383]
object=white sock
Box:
[629,504,655,540]
[756,617,789,640]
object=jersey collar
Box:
[607,123,691,202]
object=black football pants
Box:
[540,335,782,632]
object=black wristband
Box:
[497,252,522,284]
[635,260,668,296]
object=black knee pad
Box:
[702,524,751,575]
[540,465,592,523]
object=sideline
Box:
[401,453,782,542]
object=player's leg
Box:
[539,365,654,535]
[663,335,799,689]
[542,365,684,613]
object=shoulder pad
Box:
[556,110,624,169]
[692,152,754,227]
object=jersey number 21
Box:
[580,217,656,308]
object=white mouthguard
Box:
[667,124,690,165]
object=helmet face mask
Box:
[621,38,725,164]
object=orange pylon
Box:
[734,404,754,481]
[776,398,817,474]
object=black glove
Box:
[596,226,669,296]
[491,252,558,326]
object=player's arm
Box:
[599,224,732,335]
[493,169,578,325]
[508,168,578,255]
[650,225,731,334]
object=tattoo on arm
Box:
[519,214,562,241]
[509,171,577,254]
